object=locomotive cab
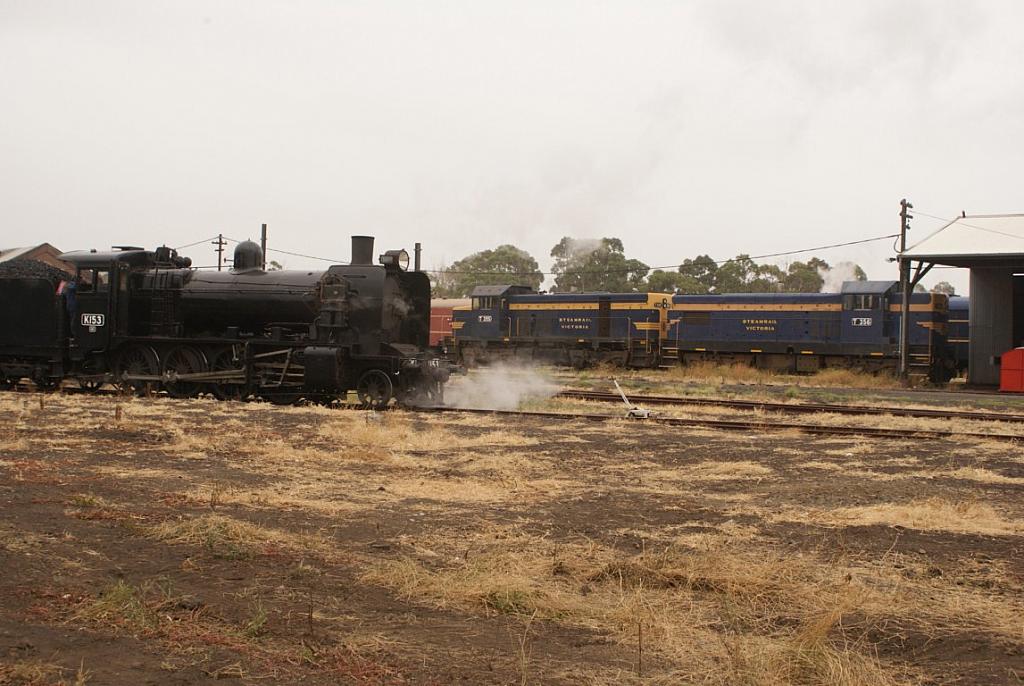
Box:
[840,281,892,350]
[59,247,189,360]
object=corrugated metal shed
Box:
[899,213,1024,385]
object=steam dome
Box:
[233,240,263,271]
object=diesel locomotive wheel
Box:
[209,347,248,401]
[357,370,393,409]
[115,345,160,396]
[162,346,207,399]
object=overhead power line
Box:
[174,231,898,278]
[424,232,900,277]
[174,236,220,250]
[217,235,348,264]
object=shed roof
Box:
[0,244,63,263]
[901,214,1024,268]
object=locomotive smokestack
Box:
[351,235,374,266]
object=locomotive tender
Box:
[449,280,955,379]
[0,235,449,406]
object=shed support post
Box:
[899,257,911,380]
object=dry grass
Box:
[0,657,89,686]
[362,533,904,685]
[74,579,159,632]
[937,466,1024,484]
[6,388,1024,683]
[657,363,901,390]
[793,497,1022,536]
[149,513,328,558]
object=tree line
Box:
[430,236,958,298]
[429,236,865,297]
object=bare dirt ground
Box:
[1,389,1023,685]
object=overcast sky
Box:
[2,1,1022,293]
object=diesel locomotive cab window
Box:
[473,297,497,309]
[845,295,879,310]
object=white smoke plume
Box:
[444,363,558,411]
[818,261,863,292]
[562,237,604,259]
[385,292,411,316]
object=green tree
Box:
[676,255,718,293]
[781,258,827,292]
[549,237,649,292]
[711,255,752,293]
[645,269,681,293]
[931,281,956,295]
[432,245,543,298]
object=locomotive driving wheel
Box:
[209,346,248,401]
[115,345,160,396]
[162,346,207,398]
[357,369,393,409]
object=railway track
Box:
[417,406,1021,443]
[555,389,1024,425]
[5,385,1019,443]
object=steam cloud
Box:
[385,292,411,316]
[444,363,558,411]
[818,261,863,292]
[561,237,604,259]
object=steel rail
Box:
[556,390,1024,425]
[415,406,1021,442]
[4,386,1018,442]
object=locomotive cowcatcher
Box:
[0,235,449,407]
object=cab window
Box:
[473,296,497,309]
[844,294,879,310]
[77,269,95,292]
[95,271,110,293]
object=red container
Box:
[1000,348,1024,392]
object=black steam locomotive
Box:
[0,236,449,407]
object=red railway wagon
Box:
[430,298,470,348]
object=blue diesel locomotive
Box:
[948,296,970,373]
[452,280,955,379]
[452,285,669,367]
[666,281,953,379]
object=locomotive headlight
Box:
[380,249,410,271]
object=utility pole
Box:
[212,234,227,271]
[898,199,913,381]
[260,223,267,270]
